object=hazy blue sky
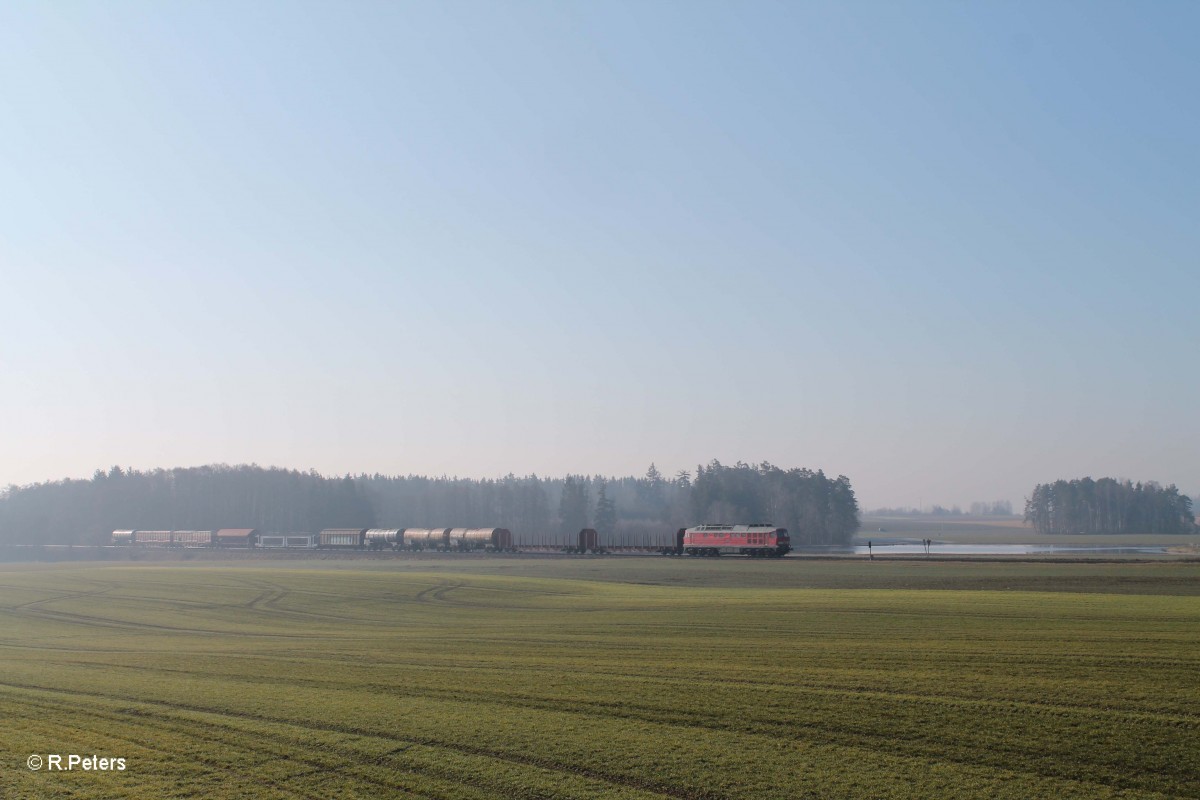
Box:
[1,1,1196,509]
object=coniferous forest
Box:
[0,461,861,547]
[1023,478,1195,535]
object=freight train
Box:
[111,524,789,556]
[112,527,515,551]
[112,529,258,547]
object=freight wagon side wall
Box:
[319,533,363,547]
[172,531,214,546]
[133,531,173,545]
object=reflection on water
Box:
[794,543,1174,555]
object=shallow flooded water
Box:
[795,543,1176,556]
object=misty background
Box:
[1,2,1197,510]
[0,462,861,547]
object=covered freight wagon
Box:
[172,530,215,547]
[215,528,257,547]
[132,530,173,546]
[318,529,366,548]
[111,530,133,545]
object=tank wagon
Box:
[364,529,404,549]
[678,524,790,557]
[448,528,513,550]
[403,528,451,550]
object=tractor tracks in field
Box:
[3,699,357,800]
[0,575,381,635]
[3,582,115,612]
[407,580,553,610]
[3,695,443,800]
[0,680,722,800]
[413,581,463,604]
[0,603,369,639]
[2,676,1197,798]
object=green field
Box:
[1,560,1198,799]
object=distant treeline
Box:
[1023,478,1195,535]
[866,501,1014,517]
[0,461,860,547]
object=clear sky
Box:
[1,1,1197,509]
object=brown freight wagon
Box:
[448,528,513,550]
[402,528,451,550]
[578,528,599,552]
[491,528,513,550]
[215,528,258,547]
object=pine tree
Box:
[558,476,589,538]
[594,480,617,539]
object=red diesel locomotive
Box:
[676,524,790,557]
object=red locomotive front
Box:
[682,524,790,557]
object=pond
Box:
[792,543,1175,556]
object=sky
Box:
[1,1,1197,510]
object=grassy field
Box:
[1,560,1197,799]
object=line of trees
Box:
[691,462,859,545]
[0,460,861,547]
[1023,478,1195,535]
[0,465,375,546]
[968,500,1014,516]
[865,501,1014,516]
